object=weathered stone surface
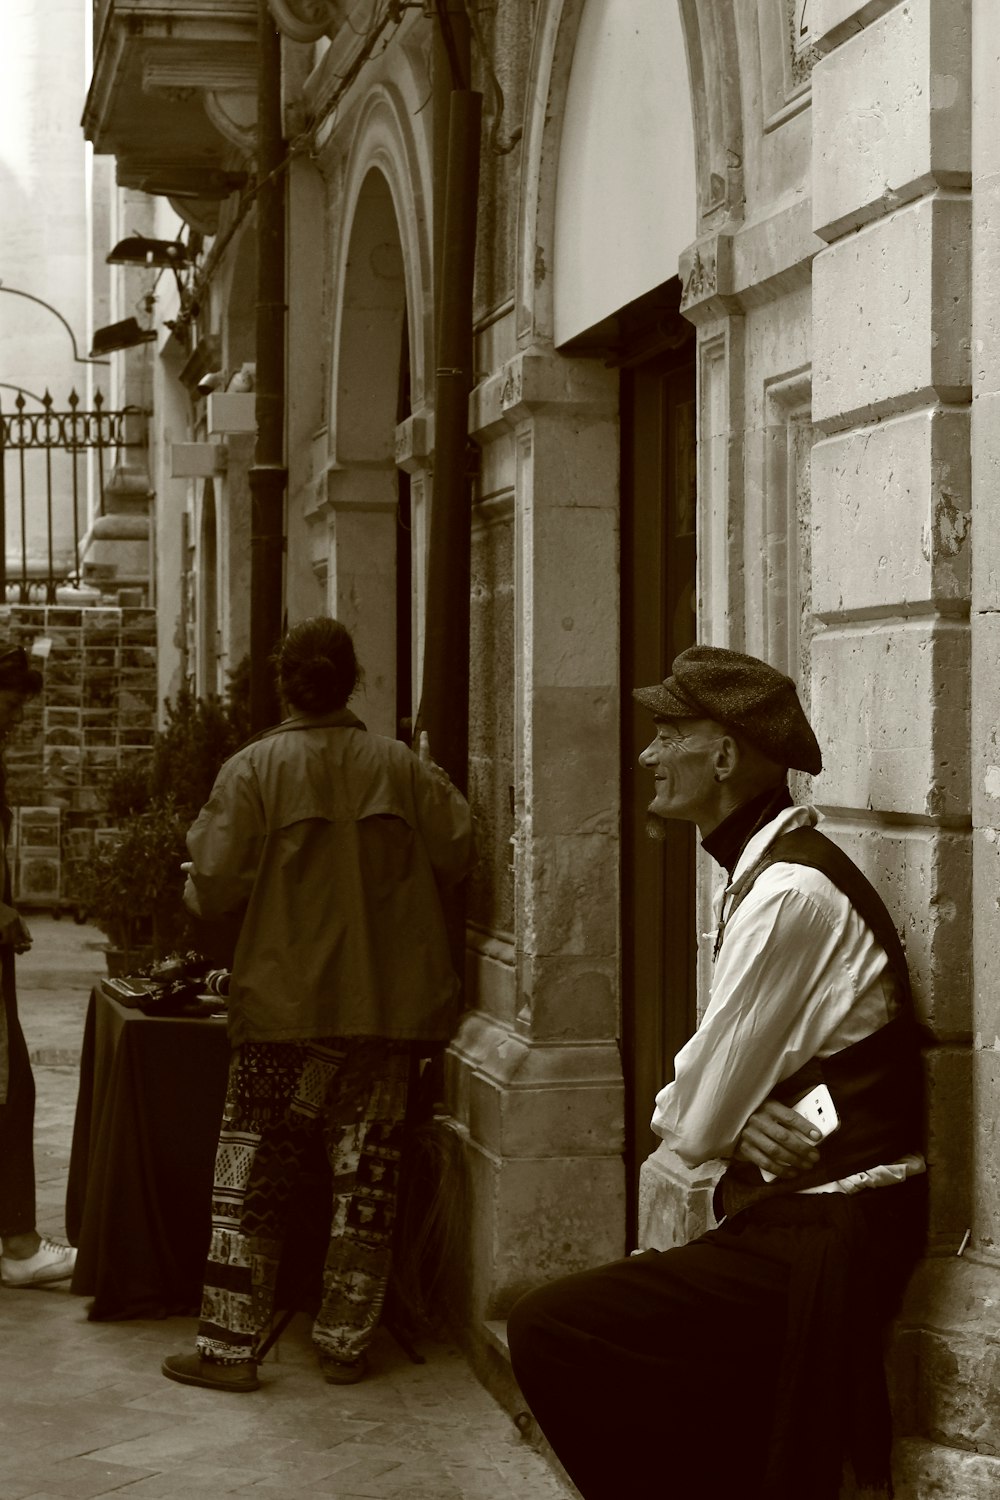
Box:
[517,831,618,959]
[518,952,618,1043]
[811,620,970,819]
[526,504,618,691]
[970,615,1000,832]
[973,1045,1000,1256]
[637,1143,718,1252]
[469,1062,624,1161]
[971,827,1000,1037]
[464,936,517,1027]
[970,389,1000,609]
[461,1135,626,1322]
[528,684,617,838]
[453,1019,623,1160]
[895,1257,1000,1457]
[813,0,970,241]
[468,509,516,933]
[812,0,903,54]
[813,194,971,429]
[812,407,970,618]
[894,1438,1000,1497]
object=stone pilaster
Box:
[447,349,626,1339]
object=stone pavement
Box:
[0,915,576,1500]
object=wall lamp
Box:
[89,317,158,358]
[106,236,193,269]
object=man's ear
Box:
[713,734,741,782]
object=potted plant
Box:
[73,662,249,973]
[82,798,191,973]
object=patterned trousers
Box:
[196,1036,409,1366]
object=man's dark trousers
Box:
[508,1181,923,1500]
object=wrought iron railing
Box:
[0,390,147,605]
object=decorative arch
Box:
[516,0,743,348]
[318,77,433,739]
[329,79,433,445]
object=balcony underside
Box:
[84,2,257,197]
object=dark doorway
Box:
[618,283,697,1242]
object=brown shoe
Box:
[319,1351,368,1385]
[161,1353,260,1392]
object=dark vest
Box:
[715,825,926,1221]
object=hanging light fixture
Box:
[106,235,193,268]
[89,317,158,357]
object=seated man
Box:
[508,646,926,1500]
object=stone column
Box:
[309,466,398,739]
[448,349,626,1354]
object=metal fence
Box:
[0,390,144,604]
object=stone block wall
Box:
[812,0,973,1251]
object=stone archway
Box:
[315,80,433,740]
[325,166,409,738]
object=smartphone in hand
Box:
[759,1082,840,1182]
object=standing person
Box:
[162,617,472,1392]
[0,645,77,1288]
[508,646,927,1499]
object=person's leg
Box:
[0,975,37,1249]
[164,1039,319,1388]
[507,1226,790,1500]
[0,964,76,1286]
[195,1039,317,1363]
[312,1040,409,1377]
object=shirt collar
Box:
[702,784,793,878]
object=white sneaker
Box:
[1,1238,77,1287]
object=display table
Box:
[66,986,230,1320]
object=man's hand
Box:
[416,730,452,786]
[735,1099,821,1180]
[0,905,32,954]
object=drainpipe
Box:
[415,85,482,794]
[249,0,287,732]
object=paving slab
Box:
[1,917,576,1500]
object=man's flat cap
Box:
[633,645,822,775]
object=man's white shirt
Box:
[651,804,925,1193]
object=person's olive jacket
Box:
[184,710,473,1046]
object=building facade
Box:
[84,0,997,1490]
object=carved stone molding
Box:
[678,233,741,324]
[267,0,347,43]
[142,49,257,95]
[203,90,257,153]
[469,348,617,441]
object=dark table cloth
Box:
[66,987,230,1320]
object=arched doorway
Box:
[551,0,699,1234]
[330,167,411,739]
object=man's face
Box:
[0,690,27,742]
[639,717,725,826]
